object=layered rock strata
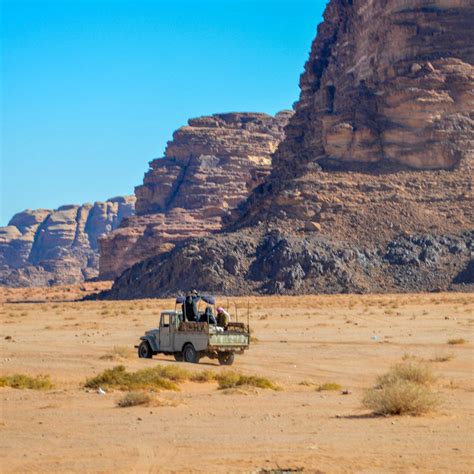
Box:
[99,112,292,279]
[0,197,135,287]
[104,0,473,298]
[274,0,474,179]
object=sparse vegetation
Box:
[430,352,454,363]
[100,346,135,361]
[401,353,425,362]
[376,361,434,387]
[363,380,438,416]
[85,365,224,391]
[190,370,216,383]
[216,371,279,390]
[117,391,152,407]
[85,365,181,391]
[447,338,467,345]
[0,374,53,390]
[363,361,438,416]
[316,382,342,392]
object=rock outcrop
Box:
[98,112,292,279]
[0,197,135,287]
[104,0,473,299]
[274,0,474,178]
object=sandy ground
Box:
[1,289,473,473]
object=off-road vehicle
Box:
[136,296,250,365]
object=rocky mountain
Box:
[0,197,135,287]
[105,0,473,299]
[98,111,292,279]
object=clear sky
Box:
[1,0,327,226]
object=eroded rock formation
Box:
[99,112,292,279]
[105,0,473,298]
[275,0,473,177]
[0,197,135,287]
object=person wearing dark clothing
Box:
[199,305,217,325]
[183,294,199,322]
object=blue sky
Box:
[1,0,327,226]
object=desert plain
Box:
[0,286,473,473]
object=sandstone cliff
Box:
[0,197,135,287]
[105,0,473,299]
[98,112,292,279]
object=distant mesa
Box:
[0,197,135,287]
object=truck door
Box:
[160,314,171,350]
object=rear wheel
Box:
[218,352,235,366]
[174,352,184,362]
[183,344,200,364]
[138,341,152,359]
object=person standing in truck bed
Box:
[183,293,199,321]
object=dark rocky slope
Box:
[104,228,473,299]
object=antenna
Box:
[247,301,250,332]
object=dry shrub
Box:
[430,352,454,363]
[376,361,434,387]
[447,338,467,345]
[362,380,438,416]
[0,374,53,390]
[85,365,182,391]
[363,361,438,416]
[216,371,279,390]
[117,391,152,408]
[100,346,135,361]
[316,382,342,392]
[85,364,217,391]
[190,370,216,383]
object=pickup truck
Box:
[136,310,250,365]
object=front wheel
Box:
[218,352,235,366]
[138,341,153,359]
[183,344,200,364]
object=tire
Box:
[218,352,235,366]
[183,344,200,364]
[138,341,153,359]
[174,352,184,362]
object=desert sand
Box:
[1,288,473,473]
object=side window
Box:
[161,314,170,327]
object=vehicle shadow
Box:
[153,356,219,367]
